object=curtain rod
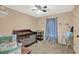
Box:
[47,17,58,19]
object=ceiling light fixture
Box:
[37,10,43,14]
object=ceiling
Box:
[5,5,74,17]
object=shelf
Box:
[36,30,44,41]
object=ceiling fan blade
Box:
[35,5,41,10]
[42,10,46,12]
[43,6,47,8]
[32,9,38,11]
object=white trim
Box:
[44,19,46,40]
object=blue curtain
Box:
[45,18,58,44]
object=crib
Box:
[0,35,22,54]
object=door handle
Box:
[77,35,79,37]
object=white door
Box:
[73,15,79,53]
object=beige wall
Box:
[73,6,79,53]
[0,7,37,35]
[37,11,73,43]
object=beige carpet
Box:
[28,40,75,54]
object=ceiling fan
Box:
[32,5,48,13]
